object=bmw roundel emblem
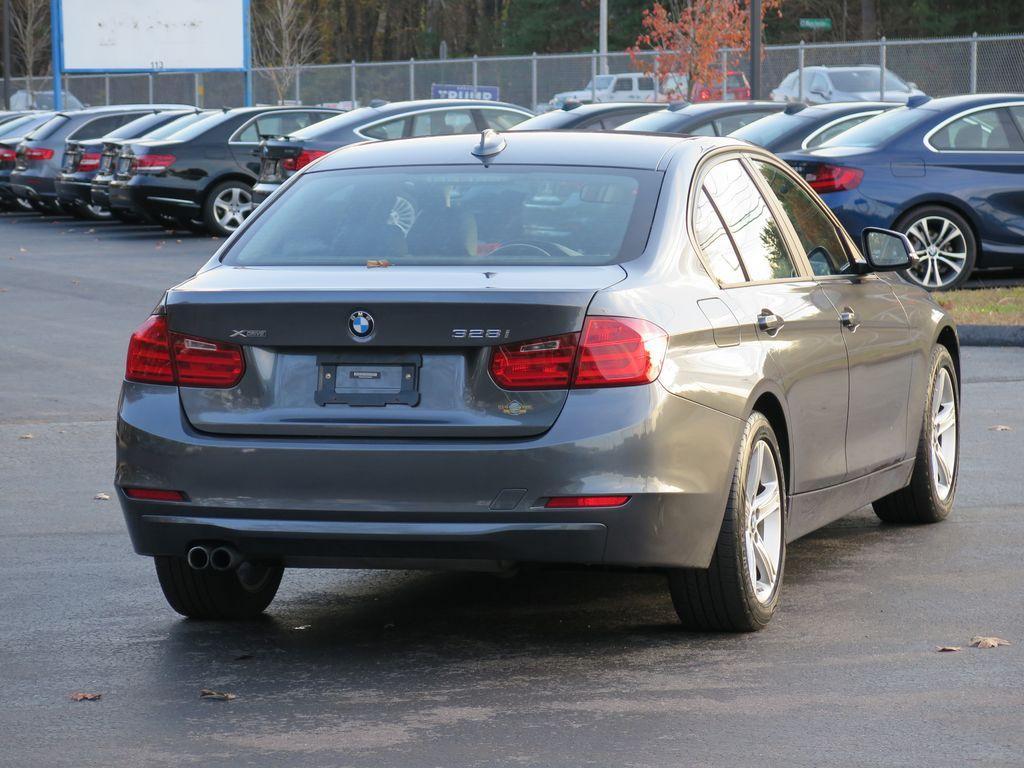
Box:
[349,310,374,339]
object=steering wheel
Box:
[486,240,563,259]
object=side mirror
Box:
[861,227,916,271]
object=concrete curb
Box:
[958,324,1024,347]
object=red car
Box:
[691,71,752,102]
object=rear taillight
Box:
[25,147,54,160]
[282,149,327,172]
[135,153,175,172]
[125,315,244,388]
[0,147,14,161]
[699,88,712,101]
[78,151,101,171]
[489,316,668,391]
[490,332,579,390]
[804,163,863,193]
[545,495,630,508]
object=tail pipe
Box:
[186,545,210,570]
[210,545,242,572]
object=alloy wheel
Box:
[904,215,968,289]
[743,439,783,604]
[930,367,957,501]
[213,186,253,231]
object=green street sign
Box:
[799,17,833,30]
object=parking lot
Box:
[2,212,1023,766]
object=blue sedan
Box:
[781,94,1024,289]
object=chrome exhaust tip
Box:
[209,545,241,572]
[186,545,210,570]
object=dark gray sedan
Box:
[116,130,960,631]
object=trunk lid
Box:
[257,138,305,184]
[166,265,625,438]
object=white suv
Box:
[549,73,657,109]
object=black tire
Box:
[202,179,253,237]
[111,208,141,223]
[77,202,113,221]
[154,556,284,620]
[873,345,959,524]
[669,412,787,632]
[896,205,977,291]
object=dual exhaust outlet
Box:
[186,544,242,572]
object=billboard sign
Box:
[57,0,248,72]
[430,83,500,101]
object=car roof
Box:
[349,99,529,118]
[796,101,894,116]
[907,93,1024,112]
[560,102,663,115]
[664,100,780,116]
[314,129,697,172]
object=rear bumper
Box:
[116,382,742,570]
[55,176,94,208]
[10,170,57,201]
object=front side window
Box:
[224,166,661,267]
[929,108,1024,151]
[754,160,851,275]
[703,159,797,281]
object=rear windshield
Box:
[830,69,908,92]
[731,112,803,146]
[27,114,69,141]
[224,165,661,267]
[105,112,166,139]
[617,110,682,132]
[511,110,578,130]
[288,107,376,142]
[144,111,215,140]
[0,114,49,138]
[821,106,930,148]
[165,111,234,141]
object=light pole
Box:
[599,0,608,75]
[2,0,11,109]
[750,0,762,99]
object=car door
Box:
[753,157,914,479]
[926,104,1024,257]
[695,154,849,492]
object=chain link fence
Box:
[8,33,1024,111]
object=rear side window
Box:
[805,113,879,148]
[692,189,745,284]
[703,159,797,281]
[638,77,656,91]
[409,109,476,136]
[613,78,634,91]
[929,108,1024,151]
[481,110,529,130]
[361,117,409,140]
[716,110,773,135]
[754,160,851,275]
[224,166,661,267]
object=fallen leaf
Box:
[970,636,1010,649]
[989,425,1013,432]
[200,689,237,701]
[94,492,110,501]
[0,287,8,292]
[935,646,961,653]
[85,228,95,234]
[366,259,391,268]
[19,433,33,440]
[19,247,26,252]
[70,692,102,701]
[71,279,80,286]
[292,624,311,631]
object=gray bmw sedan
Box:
[116,129,960,631]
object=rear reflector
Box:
[123,487,187,502]
[282,149,327,172]
[125,314,245,388]
[804,163,864,193]
[489,316,668,391]
[545,495,630,508]
[134,153,175,172]
[573,316,668,388]
[78,151,101,171]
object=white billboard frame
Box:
[49,0,252,109]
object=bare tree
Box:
[10,0,50,94]
[252,0,321,104]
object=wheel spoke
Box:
[752,534,777,586]
[753,483,780,525]
[933,443,952,487]
[934,405,956,437]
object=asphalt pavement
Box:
[1,213,1023,767]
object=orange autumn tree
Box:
[630,0,780,99]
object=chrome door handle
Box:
[839,307,860,331]
[756,309,784,336]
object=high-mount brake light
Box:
[77,151,101,171]
[134,153,176,172]
[489,317,668,391]
[282,149,328,172]
[125,315,244,388]
[804,163,864,193]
